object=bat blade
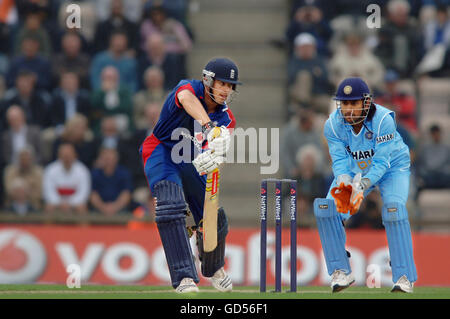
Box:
[203,168,220,252]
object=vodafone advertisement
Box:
[0,224,449,287]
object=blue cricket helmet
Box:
[203,57,242,85]
[334,77,370,101]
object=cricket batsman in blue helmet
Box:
[139,57,241,292]
[314,77,417,293]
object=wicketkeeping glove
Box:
[192,150,225,176]
[349,173,371,215]
[330,174,353,213]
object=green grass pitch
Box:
[0,284,449,299]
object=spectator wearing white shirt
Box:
[43,143,91,214]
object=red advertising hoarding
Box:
[0,224,449,287]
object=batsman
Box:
[314,77,417,293]
[139,58,240,292]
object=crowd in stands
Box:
[281,0,450,228]
[1,0,449,229]
[0,0,192,216]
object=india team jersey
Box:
[324,104,410,185]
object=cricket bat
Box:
[203,167,220,252]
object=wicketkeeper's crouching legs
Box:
[314,198,355,292]
[153,180,199,289]
[381,202,417,284]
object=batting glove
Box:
[192,150,225,176]
[207,125,231,156]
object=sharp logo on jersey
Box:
[351,149,375,160]
[376,133,394,144]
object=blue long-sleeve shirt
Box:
[324,104,410,185]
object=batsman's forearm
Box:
[179,92,211,125]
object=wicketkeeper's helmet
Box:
[334,77,373,125]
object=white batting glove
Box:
[207,126,231,156]
[192,150,225,175]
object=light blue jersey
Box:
[316,78,417,286]
[324,104,410,185]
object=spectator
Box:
[93,116,141,187]
[140,3,192,55]
[90,148,132,215]
[329,31,385,92]
[90,30,138,92]
[1,70,50,130]
[374,0,421,78]
[280,107,324,179]
[43,143,91,215]
[293,144,327,214]
[0,53,8,76]
[0,2,15,55]
[4,146,43,211]
[415,124,450,192]
[52,114,97,167]
[418,5,450,77]
[285,3,332,56]
[133,66,166,129]
[423,5,450,51]
[50,72,92,130]
[6,35,52,90]
[93,0,139,53]
[375,70,418,134]
[140,2,192,78]
[93,116,130,162]
[95,0,144,25]
[138,33,183,90]
[161,0,190,25]
[52,32,91,89]
[288,33,331,114]
[14,10,52,58]
[2,105,43,165]
[5,178,36,216]
[90,66,134,135]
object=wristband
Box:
[201,121,215,134]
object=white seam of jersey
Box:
[352,125,364,138]
[378,112,391,136]
[329,119,339,139]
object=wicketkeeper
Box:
[139,58,241,292]
[314,77,417,293]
